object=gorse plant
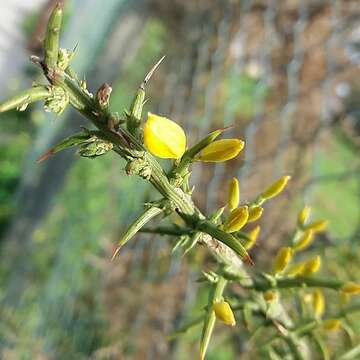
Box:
[1,3,360,359]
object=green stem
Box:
[0,86,50,112]
[44,2,63,69]
[200,276,227,360]
[243,275,345,292]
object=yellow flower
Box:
[227,177,239,211]
[300,255,321,276]
[273,247,293,274]
[213,301,236,326]
[244,225,260,250]
[197,139,244,162]
[247,206,263,223]
[322,319,342,332]
[261,176,291,200]
[312,289,325,319]
[143,112,186,159]
[305,220,329,233]
[222,206,249,233]
[293,230,314,252]
[341,282,360,295]
[298,205,311,227]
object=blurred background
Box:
[0,0,359,359]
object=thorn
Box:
[244,255,255,266]
[36,148,55,163]
[55,1,65,10]
[111,245,121,261]
[141,55,166,89]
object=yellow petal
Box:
[300,255,321,276]
[285,262,305,277]
[322,319,342,332]
[227,177,239,211]
[244,225,260,250]
[261,176,291,200]
[213,301,236,326]
[312,289,325,319]
[305,220,329,233]
[222,206,249,233]
[293,230,314,252]
[143,112,186,159]
[273,247,293,274]
[197,139,244,162]
[341,282,360,295]
[247,206,263,223]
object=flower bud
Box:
[213,301,236,326]
[264,291,278,302]
[293,230,314,252]
[300,255,321,276]
[305,220,329,233]
[197,139,244,162]
[298,205,311,227]
[247,206,263,223]
[244,225,260,250]
[227,178,239,211]
[273,247,293,274]
[341,282,360,295]
[222,206,249,233]
[312,289,325,319]
[322,319,342,332]
[285,262,305,277]
[261,176,291,200]
[144,112,186,159]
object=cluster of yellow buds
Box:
[221,175,292,250]
[273,206,328,277]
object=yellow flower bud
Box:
[197,139,244,162]
[298,205,311,227]
[293,230,314,252]
[143,112,186,159]
[213,301,236,326]
[341,282,360,295]
[312,289,325,319]
[305,220,329,233]
[227,177,239,211]
[285,262,305,277]
[245,225,260,250]
[261,176,291,200]
[264,291,278,302]
[222,206,249,233]
[322,319,342,332]
[300,255,321,276]
[247,206,263,223]
[273,247,293,274]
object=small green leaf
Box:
[37,132,92,162]
[112,206,163,259]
